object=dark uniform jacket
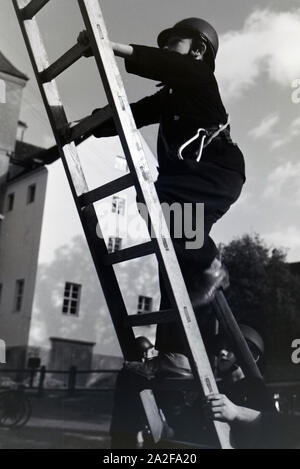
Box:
[94,44,246,354]
[95,44,245,180]
[179,376,276,448]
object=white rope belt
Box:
[177,116,231,162]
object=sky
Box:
[1,0,300,261]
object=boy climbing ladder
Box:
[87,17,245,367]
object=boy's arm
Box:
[102,39,211,87]
[78,32,211,87]
[93,92,161,138]
[124,44,213,88]
[205,394,262,425]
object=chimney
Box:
[17,120,28,142]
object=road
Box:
[0,391,113,449]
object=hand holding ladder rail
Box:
[14,0,262,449]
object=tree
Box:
[220,234,300,381]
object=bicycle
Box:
[0,385,31,428]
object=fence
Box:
[0,366,120,396]
[0,367,300,414]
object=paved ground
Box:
[0,391,113,449]
[2,390,299,449]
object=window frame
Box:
[112,196,126,216]
[137,295,153,315]
[62,282,82,317]
[14,279,25,313]
[27,184,36,205]
[107,236,122,253]
[6,193,15,212]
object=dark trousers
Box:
[152,161,244,353]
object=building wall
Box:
[28,135,160,364]
[0,150,9,215]
[0,72,26,210]
[0,167,48,365]
[0,72,26,155]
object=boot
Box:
[191,258,230,307]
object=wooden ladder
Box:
[13,0,262,449]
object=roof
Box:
[0,51,28,81]
[8,164,48,185]
[50,337,96,347]
[8,141,46,180]
[15,140,44,160]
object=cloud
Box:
[264,226,300,251]
[263,161,300,202]
[218,9,300,99]
[270,116,300,149]
[290,116,300,136]
[271,137,288,150]
[249,113,279,139]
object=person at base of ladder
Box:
[110,327,276,449]
[150,326,275,449]
[187,325,276,448]
[206,324,300,448]
[110,336,174,449]
[85,18,245,368]
[203,325,300,449]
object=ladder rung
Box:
[62,106,112,144]
[20,0,50,20]
[40,42,89,83]
[125,309,176,327]
[103,241,154,265]
[78,173,134,207]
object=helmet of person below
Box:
[135,336,154,354]
[239,324,265,357]
[157,18,219,71]
[212,325,264,358]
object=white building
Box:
[0,53,160,372]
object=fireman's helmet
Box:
[157,18,219,71]
[239,324,265,357]
[135,336,154,358]
[213,325,265,359]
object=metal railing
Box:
[0,366,120,396]
[1,367,300,414]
